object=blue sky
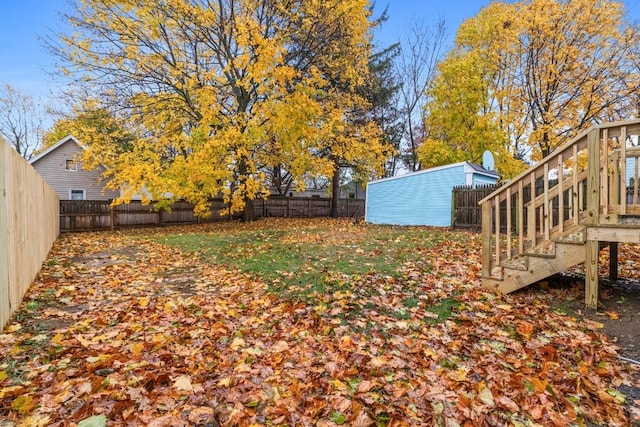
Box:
[2,0,640,116]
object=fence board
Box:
[452,185,498,230]
[60,197,365,231]
[1,141,59,328]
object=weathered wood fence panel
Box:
[452,181,573,231]
[452,185,499,230]
[1,141,59,328]
[60,197,365,231]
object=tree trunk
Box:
[242,197,255,222]
[330,160,341,218]
[238,155,255,222]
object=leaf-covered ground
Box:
[0,218,637,426]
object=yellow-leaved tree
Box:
[52,0,387,220]
[421,0,640,178]
[42,103,136,158]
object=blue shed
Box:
[365,161,500,226]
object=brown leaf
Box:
[496,395,518,412]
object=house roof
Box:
[29,135,81,165]
[466,162,500,178]
[369,161,500,185]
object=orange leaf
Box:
[516,322,534,339]
[604,311,619,320]
[531,377,548,393]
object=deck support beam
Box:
[585,239,599,309]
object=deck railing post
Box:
[585,128,601,308]
[481,201,492,279]
[586,128,601,226]
[620,126,627,215]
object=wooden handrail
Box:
[479,119,640,205]
[480,119,640,283]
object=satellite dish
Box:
[482,150,495,171]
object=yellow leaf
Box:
[137,297,149,308]
[51,333,65,345]
[12,395,35,414]
[5,324,21,333]
[130,342,145,356]
[75,335,93,348]
[332,379,348,391]
[152,333,167,344]
[0,371,7,382]
[16,414,51,427]
[230,337,246,351]
[217,377,231,387]
[452,367,468,382]
[173,375,193,392]
[0,385,25,398]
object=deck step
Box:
[502,256,528,271]
[482,241,587,294]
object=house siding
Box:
[472,174,499,186]
[366,164,467,226]
[30,139,119,201]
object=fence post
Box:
[110,205,114,231]
[450,188,455,230]
[286,197,290,217]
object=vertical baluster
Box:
[621,126,627,215]
[544,163,550,241]
[573,144,579,224]
[506,188,512,259]
[529,172,536,248]
[495,195,501,263]
[558,153,564,234]
[518,180,524,255]
[634,157,639,205]
[603,129,609,214]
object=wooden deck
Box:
[480,120,640,308]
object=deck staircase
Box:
[480,120,640,307]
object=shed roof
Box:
[369,161,499,185]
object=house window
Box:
[65,159,77,171]
[70,189,86,200]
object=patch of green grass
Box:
[152,223,462,302]
[552,297,576,316]
[402,297,419,308]
[1,356,25,384]
[424,297,459,325]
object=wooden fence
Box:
[452,180,585,231]
[60,197,365,231]
[452,185,499,230]
[1,141,59,329]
